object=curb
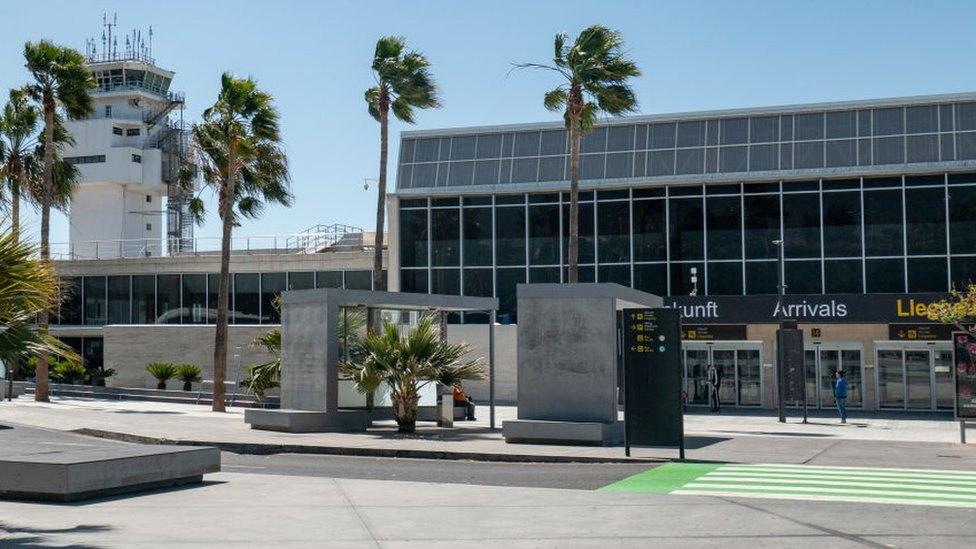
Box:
[72,428,666,464]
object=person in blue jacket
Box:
[834,370,848,423]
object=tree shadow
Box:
[0,522,110,548]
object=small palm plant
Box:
[342,315,485,433]
[146,362,177,390]
[175,364,202,391]
[242,330,281,400]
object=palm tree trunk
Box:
[10,178,20,238]
[567,113,581,284]
[211,139,238,413]
[372,98,389,294]
[35,95,55,403]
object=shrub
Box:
[53,359,87,384]
[88,367,116,387]
[175,364,202,391]
[146,362,177,390]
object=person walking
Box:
[834,370,848,423]
[706,363,721,413]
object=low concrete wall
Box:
[103,325,276,389]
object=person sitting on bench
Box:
[453,384,476,421]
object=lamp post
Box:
[773,239,788,423]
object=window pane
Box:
[83,276,107,325]
[496,206,526,265]
[529,204,560,265]
[874,107,904,135]
[540,129,567,155]
[796,113,824,140]
[949,185,976,254]
[476,134,501,159]
[474,160,499,185]
[344,271,372,290]
[182,274,207,324]
[650,122,676,149]
[746,261,778,294]
[906,135,939,163]
[676,121,705,147]
[785,261,822,294]
[233,273,260,325]
[634,264,667,296]
[826,139,855,167]
[826,110,855,138]
[907,258,947,293]
[675,148,704,175]
[107,275,130,324]
[706,196,742,260]
[669,197,704,261]
[581,127,607,153]
[496,268,525,323]
[707,262,743,295]
[905,187,946,255]
[671,262,704,296]
[131,275,155,324]
[400,269,428,293]
[783,193,821,259]
[720,118,748,145]
[823,191,862,257]
[463,207,493,267]
[287,272,314,290]
[825,259,863,293]
[906,105,937,133]
[539,156,564,181]
[260,273,286,323]
[580,154,604,179]
[156,274,181,324]
[399,208,428,267]
[450,136,476,160]
[749,144,778,171]
[605,152,633,178]
[207,274,226,325]
[648,150,675,176]
[511,158,539,182]
[951,257,976,289]
[598,201,630,263]
[607,126,634,151]
[864,190,904,256]
[598,265,630,286]
[719,146,747,173]
[633,199,666,261]
[431,208,460,266]
[795,141,824,169]
[744,194,780,259]
[316,271,343,288]
[873,136,905,165]
[865,259,904,293]
[562,202,595,264]
[750,116,778,143]
[430,268,460,296]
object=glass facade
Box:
[399,172,976,320]
[398,101,975,189]
[52,270,379,326]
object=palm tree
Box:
[515,25,641,282]
[187,72,291,412]
[341,315,485,433]
[0,227,79,374]
[365,36,440,293]
[23,40,95,402]
[0,87,40,237]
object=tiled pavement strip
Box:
[603,462,976,508]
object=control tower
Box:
[64,15,193,258]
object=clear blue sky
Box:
[2,0,975,245]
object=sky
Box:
[2,0,976,246]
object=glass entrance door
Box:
[683,342,763,408]
[803,345,863,409]
[874,344,954,411]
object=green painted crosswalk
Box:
[601,462,976,508]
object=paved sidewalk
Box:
[2,471,974,547]
[1,397,974,467]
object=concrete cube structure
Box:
[503,283,662,445]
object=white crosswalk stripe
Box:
[670,463,976,508]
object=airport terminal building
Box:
[387,92,976,413]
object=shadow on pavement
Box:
[0,522,110,548]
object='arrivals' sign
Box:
[665,293,949,324]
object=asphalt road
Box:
[221,452,654,490]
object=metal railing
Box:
[49,229,372,261]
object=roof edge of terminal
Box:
[400,91,976,138]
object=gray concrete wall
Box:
[447,324,518,404]
[279,299,334,411]
[102,325,276,389]
[517,296,619,422]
